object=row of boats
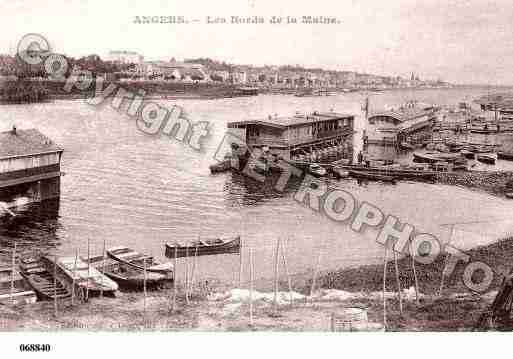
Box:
[0,237,241,305]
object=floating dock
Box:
[0,127,63,203]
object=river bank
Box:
[2,236,510,331]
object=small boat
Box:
[83,255,172,291]
[498,152,513,161]
[477,154,496,165]
[19,258,71,301]
[348,170,396,183]
[44,256,119,296]
[165,236,241,259]
[413,151,461,164]
[400,142,415,150]
[0,266,37,305]
[107,247,174,275]
[460,149,475,159]
[308,164,327,177]
[209,159,231,174]
[470,129,497,134]
[331,166,350,179]
[505,192,513,199]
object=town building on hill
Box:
[106,50,144,64]
[139,60,209,81]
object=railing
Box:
[247,127,353,147]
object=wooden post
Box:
[171,246,178,312]
[249,247,254,327]
[273,239,281,312]
[410,239,420,305]
[100,238,106,299]
[72,249,78,305]
[10,243,16,305]
[190,244,199,297]
[53,255,58,317]
[383,246,388,330]
[185,245,189,305]
[143,257,147,314]
[86,238,90,301]
[238,237,243,288]
[393,247,403,315]
[439,225,454,297]
[310,243,323,299]
[281,239,293,306]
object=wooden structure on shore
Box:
[365,101,438,148]
[227,111,354,164]
[0,127,63,203]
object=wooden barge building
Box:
[0,127,63,204]
[365,102,438,147]
[227,111,355,166]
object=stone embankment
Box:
[435,170,513,197]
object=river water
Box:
[1,87,513,284]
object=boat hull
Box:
[348,170,396,183]
[165,237,241,259]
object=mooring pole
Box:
[310,243,323,300]
[439,225,455,297]
[185,245,189,305]
[86,238,90,301]
[100,238,106,299]
[393,247,403,315]
[143,257,147,314]
[383,246,388,330]
[172,246,178,312]
[190,243,199,297]
[410,239,420,305]
[10,243,16,305]
[281,239,293,306]
[238,237,243,288]
[249,247,254,327]
[273,239,281,312]
[72,249,78,305]
[53,255,58,317]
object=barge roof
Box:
[0,128,63,160]
[228,111,353,129]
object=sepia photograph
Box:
[0,0,512,357]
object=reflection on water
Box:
[1,88,513,282]
[0,199,61,261]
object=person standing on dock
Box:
[358,150,363,164]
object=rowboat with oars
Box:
[476,153,497,165]
[498,151,513,161]
[0,266,37,305]
[107,247,174,275]
[165,236,241,259]
[19,257,71,301]
[82,254,173,290]
[43,256,118,297]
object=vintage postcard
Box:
[0,0,512,357]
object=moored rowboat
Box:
[83,255,173,290]
[107,247,174,275]
[19,258,71,301]
[43,256,118,296]
[476,154,496,165]
[498,152,513,161]
[165,236,241,259]
[0,266,37,305]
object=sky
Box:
[1,0,513,85]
